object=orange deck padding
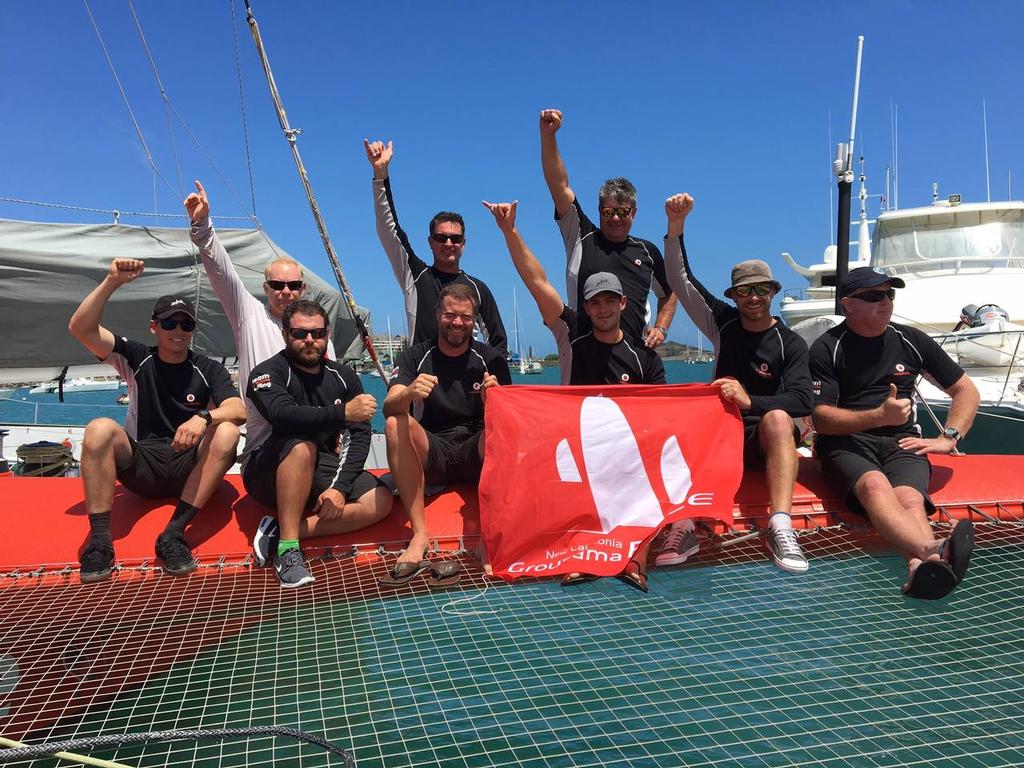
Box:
[2,455,1023,571]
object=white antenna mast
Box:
[983,99,991,203]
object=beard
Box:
[285,342,325,368]
[441,325,470,347]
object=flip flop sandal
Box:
[561,572,600,587]
[901,559,957,600]
[616,559,649,594]
[428,561,462,589]
[944,519,975,584]
[377,559,430,587]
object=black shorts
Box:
[742,421,801,468]
[425,426,484,486]
[242,435,382,510]
[817,432,934,516]
[117,437,199,498]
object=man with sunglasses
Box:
[809,266,980,599]
[185,180,337,456]
[69,259,246,583]
[364,140,508,354]
[243,300,391,588]
[381,283,511,584]
[539,109,677,348]
[663,194,813,575]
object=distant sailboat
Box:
[512,289,542,374]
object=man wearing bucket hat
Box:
[662,194,813,575]
[809,266,980,599]
[69,259,246,583]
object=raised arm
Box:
[482,201,565,326]
[68,258,143,359]
[539,109,575,218]
[365,139,427,292]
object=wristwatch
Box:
[941,426,961,443]
[654,326,668,336]
[196,408,213,425]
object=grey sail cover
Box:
[0,218,370,372]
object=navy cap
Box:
[839,267,906,298]
[152,295,197,321]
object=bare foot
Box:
[398,533,430,565]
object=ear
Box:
[618,295,627,311]
[149,320,158,336]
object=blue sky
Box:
[2,1,1022,355]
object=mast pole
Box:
[834,35,864,315]
[242,1,386,379]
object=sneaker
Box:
[253,515,280,568]
[275,547,315,588]
[80,542,115,583]
[767,527,809,574]
[155,532,198,576]
[654,522,700,566]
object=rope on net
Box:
[0,726,355,766]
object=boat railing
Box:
[0,396,124,427]
[875,252,1024,275]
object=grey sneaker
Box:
[253,515,280,568]
[274,547,315,588]
[767,527,809,574]
[654,522,700,566]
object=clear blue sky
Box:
[2,1,1022,355]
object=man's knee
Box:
[280,440,317,468]
[853,470,894,503]
[759,410,796,446]
[83,418,125,450]
[203,421,240,458]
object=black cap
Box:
[152,295,197,321]
[839,267,906,298]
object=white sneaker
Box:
[767,527,809,574]
[654,522,700,566]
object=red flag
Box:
[480,384,743,580]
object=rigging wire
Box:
[230,0,261,224]
[0,196,254,221]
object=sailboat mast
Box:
[833,35,864,314]
[242,1,386,379]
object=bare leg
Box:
[80,418,133,515]
[275,440,317,542]
[178,422,240,510]
[385,414,431,564]
[854,472,941,583]
[301,484,392,537]
[759,410,798,515]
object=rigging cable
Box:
[242,0,387,379]
[230,0,261,224]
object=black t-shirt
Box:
[388,339,512,434]
[547,305,665,385]
[246,352,371,495]
[106,337,238,441]
[558,197,671,344]
[809,321,965,436]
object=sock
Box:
[769,512,793,532]
[164,500,201,536]
[278,539,299,556]
[88,511,112,546]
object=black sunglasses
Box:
[849,288,896,303]
[266,280,304,291]
[157,318,196,332]
[288,327,329,340]
[430,233,465,245]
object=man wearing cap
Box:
[363,140,508,353]
[663,194,813,575]
[539,109,677,348]
[484,201,685,590]
[809,266,980,599]
[68,258,246,583]
[184,180,339,456]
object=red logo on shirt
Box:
[893,363,911,377]
[754,362,773,379]
[185,393,196,403]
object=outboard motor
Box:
[959,303,1009,330]
[954,303,1017,368]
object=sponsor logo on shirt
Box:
[251,373,272,391]
[893,363,911,377]
[634,259,642,267]
[185,393,196,403]
[334,399,342,405]
[753,362,773,379]
[472,381,482,391]
[620,373,630,382]
[811,379,822,396]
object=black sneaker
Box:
[274,547,315,588]
[155,532,198,576]
[80,542,115,583]
[253,515,280,568]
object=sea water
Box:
[0,361,716,434]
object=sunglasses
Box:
[849,288,896,303]
[600,206,634,219]
[430,233,465,245]
[732,283,773,298]
[157,318,196,332]
[266,280,304,292]
[288,327,329,340]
